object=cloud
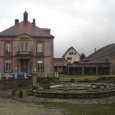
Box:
[0,0,115,57]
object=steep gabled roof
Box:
[0,11,54,38]
[62,46,80,58]
[0,21,54,38]
[86,43,115,62]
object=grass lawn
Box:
[59,74,99,81]
[59,74,115,82]
[46,103,115,115]
[61,103,115,115]
[0,98,115,115]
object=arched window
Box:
[37,60,44,71]
[5,60,12,72]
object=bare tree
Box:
[80,53,86,60]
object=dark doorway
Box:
[20,59,29,72]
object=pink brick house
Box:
[0,11,54,76]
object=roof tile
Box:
[0,21,54,38]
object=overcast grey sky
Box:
[0,0,115,57]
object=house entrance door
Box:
[20,59,29,72]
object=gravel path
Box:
[0,90,115,115]
[0,98,64,115]
[0,89,115,104]
[18,95,115,104]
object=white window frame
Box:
[5,60,12,72]
[20,41,28,52]
[37,60,44,71]
[5,43,12,52]
[37,43,43,53]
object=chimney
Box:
[15,19,19,24]
[32,19,36,25]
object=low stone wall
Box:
[0,78,32,90]
[34,90,115,99]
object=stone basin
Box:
[34,82,115,99]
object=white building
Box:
[62,47,80,64]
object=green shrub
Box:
[70,78,75,82]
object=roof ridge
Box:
[0,20,54,38]
[86,43,115,61]
[62,46,80,58]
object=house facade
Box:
[54,46,111,75]
[53,58,67,73]
[0,11,54,76]
[62,47,80,64]
[54,47,80,74]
